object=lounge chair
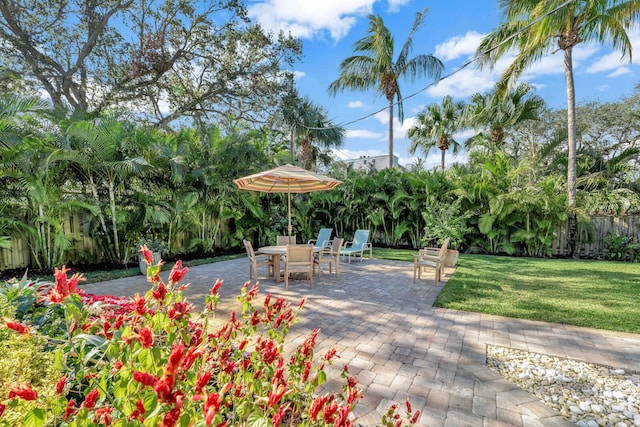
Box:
[413,238,450,283]
[340,230,372,263]
[308,228,333,250]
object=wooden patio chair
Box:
[413,238,450,283]
[284,244,314,289]
[243,239,274,281]
[317,237,344,278]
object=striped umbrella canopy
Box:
[233,164,342,236]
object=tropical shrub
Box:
[604,232,640,262]
[0,247,421,426]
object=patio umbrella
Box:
[233,164,342,236]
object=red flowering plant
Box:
[0,246,421,426]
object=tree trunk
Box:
[388,100,394,168]
[564,47,579,258]
[108,179,121,263]
[440,149,445,171]
[300,136,313,170]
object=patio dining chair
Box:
[284,244,314,289]
[243,239,274,281]
[339,229,372,263]
[413,238,450,283]
[316,237,344,278]
[277,235,297,245]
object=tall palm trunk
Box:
[108,180,121,263]
[387,100,394,168]
[564,46,579,258]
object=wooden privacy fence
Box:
[553,214,640,258]
[2,214,640,270]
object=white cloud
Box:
[386,0,411,12]
[346,129,385,139]
[347,100,368,109]
[586,50,631,74]
[248,0,374,41]
[435,31,485,61]
[372,110,409,140]
[426,66,497,98]
[293,70,306,80]
[607,67,632,78]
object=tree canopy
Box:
[0,0,302,128]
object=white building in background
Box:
[342,154,399,171]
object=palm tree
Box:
[283,93,345,170]
[407,95,464,171]
[327,7,443,168]
[463,83,544,151]
[476,0,640,257]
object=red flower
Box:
[204,393,223,425]
[64,399,77,420]
[196,371,212,392]
[139,245,153,265]
[302,361,311,382]
[6,321,29,334]
[133,294,148,315]
[129,399,146,421]
[111,360,123,374]
[139,327,154,348]
[8,385,38,401]
[324,347,339,362]
[211,279,223,294]
[168,260,188,284]
[95,407,112,426]
[267,382,288,406]
[272,406,287,427]
[153,379,172,402]
[167,301,193,320]
[162,407,181,427]
[410,410,421,424]
[309,395,329,420]
[82,389,99,409]
[56,376,67,395]
[49,266,84,302]
[151,282,167,302]
[0,402,5,418]
[165,342,185,376]
[133,371,158,387]
[103,320,113,339]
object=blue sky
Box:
[247,0,640,169]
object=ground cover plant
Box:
[0,247,420,426]
[434,254,640,333]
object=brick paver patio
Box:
[81,257,640,426]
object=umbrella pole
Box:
[288,192,292,236]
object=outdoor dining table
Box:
[257,245,323,283]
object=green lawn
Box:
[374,248,640,333]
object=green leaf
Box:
[478,214,495,235]
[317,370,326,386]
[246,412,270,427]
[72,333,107,347]
[23,408,45,427]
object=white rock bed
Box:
[486,345,640,427]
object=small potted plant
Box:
[136,237,167,274]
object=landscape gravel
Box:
[487,345,640,426]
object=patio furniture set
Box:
[242,228,373,288]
